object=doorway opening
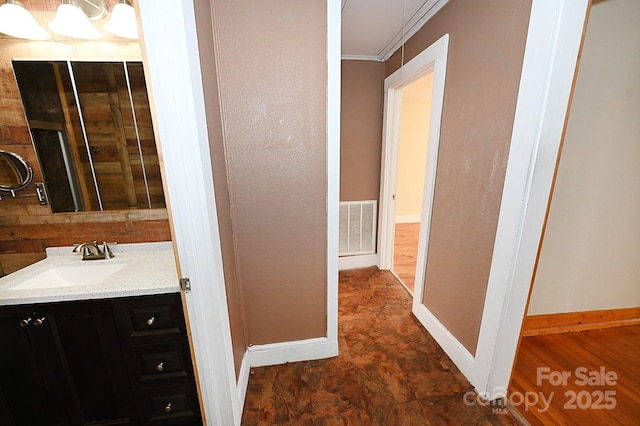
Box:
[378,33,448,309]
[391,72,434,294]
[509,0,640,422]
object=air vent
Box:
[339,201,377,256]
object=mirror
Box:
[13,60,165,213]
[0,150,32,192]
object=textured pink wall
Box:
[386,0,532,354]
[213,0,328,344]
[193,0,247,377]
[340,60,385,202]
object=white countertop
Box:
[0,242,180,306]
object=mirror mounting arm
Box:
[0,183,46,202]
[35,183,48,205]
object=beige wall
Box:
[213,0,328,344]
[341,60,385,202]
[193,0,247,377]
[528,0,640,315]
[386,0,532,354]
[396,74,433,221]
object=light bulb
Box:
[49,2,102,40]
[0,0,51,40]
[105,1,138,39]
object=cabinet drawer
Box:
[125,342,194,388]
[113,294,187,345]
[134,384,201,425]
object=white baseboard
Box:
[235,350,250,423]
[338,253,378,270]
[412,303,476,384]
[248,337,339,367]
[395,214,421,223]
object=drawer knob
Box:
[146,316,155,326]
[34,317,46,326]
[20,317,32,327]
[156,362,164,372]
[164,402,172,413]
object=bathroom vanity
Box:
[0,243,201,426]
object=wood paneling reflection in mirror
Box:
[13,60,165,213]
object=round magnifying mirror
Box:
[75,0,108,20]
[0,150,33,192]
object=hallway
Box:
[241,267,519,424]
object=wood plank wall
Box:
[69,61,165,210]
[0,3,171,276]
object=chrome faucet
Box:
[72,241,116,261]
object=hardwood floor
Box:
[510,325,640,425]
[241,267,520,425]
[393,222,420,293]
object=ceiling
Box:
[20,0,448,62]
[341,0,449,61]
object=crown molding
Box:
[341,54,382,61]
[378,0,449,62]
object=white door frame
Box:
[473,0,590,398]
[326,0,341,351]
[137,1,238,424]
[378,34,449,271]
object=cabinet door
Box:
[48,300,134,425]
[0,305,70,425]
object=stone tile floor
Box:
[241,267,521,425]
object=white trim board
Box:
[395,214,421,223]
[412,303,475,379]
[137,1,238,424]
[236,351,250,422]
[341,55,381,62]
[248,338,339,368]
[327,0,341,353]
[338,253,379,270]
[473,0,590,399]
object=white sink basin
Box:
[9,262,129,291]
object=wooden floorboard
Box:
[510,325,640,425]
[393,222,420,293]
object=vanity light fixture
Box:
[105,0,138,40]
[49,0,102,40]
[0,0,51,40]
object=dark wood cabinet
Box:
[113,295,201,425]
[0,293,201,426]
[0,305,67,425]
